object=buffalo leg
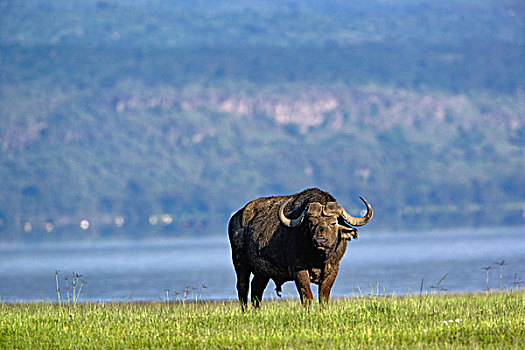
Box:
[319,265,339,304]
[251,275,270,308]
[232,256,251,309]
[294,269,313,306]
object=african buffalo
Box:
[228,188,373,308]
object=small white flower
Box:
[455,319,462,323]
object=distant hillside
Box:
[2,0,524,49]
[1,0,524,241]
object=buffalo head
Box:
[278,197,373,251]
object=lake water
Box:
[1,226,524,302]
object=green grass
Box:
[1,292,523,349]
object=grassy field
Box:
[1,292,523,349]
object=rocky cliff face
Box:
[108,84,523,135]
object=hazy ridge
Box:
[1,0,524,240]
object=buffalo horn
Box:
[278,198,306,227]
[340,196,373,226]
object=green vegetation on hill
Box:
[0,0,524,240]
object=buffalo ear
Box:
[340,227,358,240]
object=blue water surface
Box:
[1,226,524,302]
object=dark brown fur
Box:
[228,188,366,308]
